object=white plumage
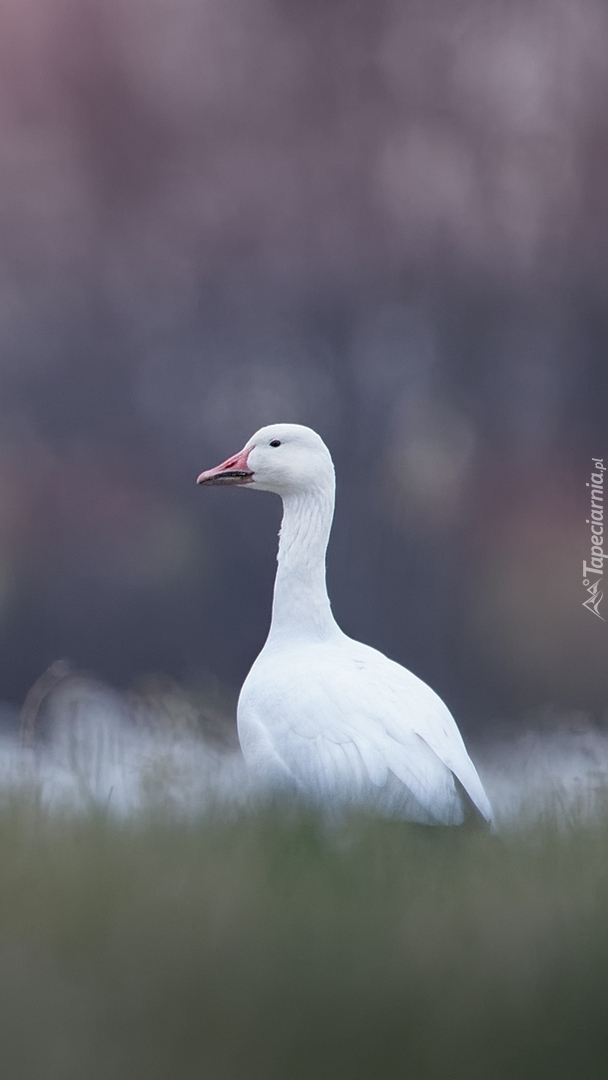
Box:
[198,423,493,826]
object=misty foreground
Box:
[0,793,608,1080]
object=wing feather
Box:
[238,638,493,825]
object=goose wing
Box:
[239,642,492,825]
[345,641,493,822]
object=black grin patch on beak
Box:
[198,470,253,486]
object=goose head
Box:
[197,423,335,496]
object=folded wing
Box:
[241,643,492,825]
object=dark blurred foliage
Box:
[0,0,606,724]
[3,800,608,1078]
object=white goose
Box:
[198,424,493,826]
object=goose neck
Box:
[270,486,337,641]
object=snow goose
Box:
[198,424,493,826]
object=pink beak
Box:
[197,446,254,486]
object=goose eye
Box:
[269,439,281,447]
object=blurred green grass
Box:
[0,797,608,1080]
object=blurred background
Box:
[0,0,606,731]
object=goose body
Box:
[198,424,493,826]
